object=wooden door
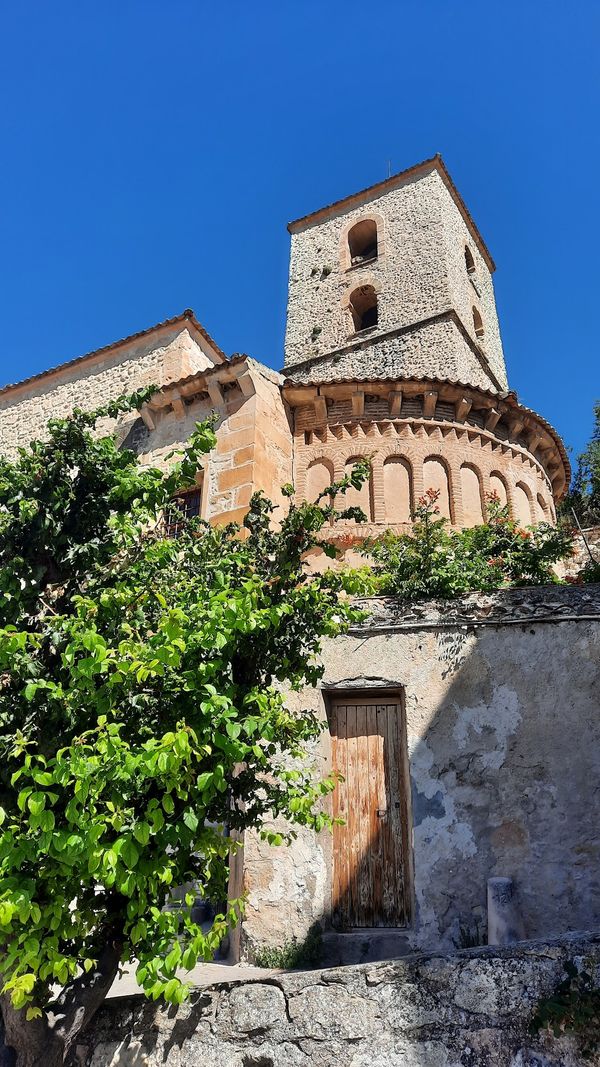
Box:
[330,695,410,928]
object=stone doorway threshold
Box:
[107,960,280,998]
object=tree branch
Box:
[47,934,123,1050]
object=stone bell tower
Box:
[283,155,508,393]
[282,156,568,533]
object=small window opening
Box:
[465,245,476,275]
[349,285,378,333]
[164,487,201,537]
[348,220,378,266]
[472,306,484,340]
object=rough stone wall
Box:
[0,324,216,459]
[561,526,600,578]
[284,316,494,391]
[440,178,507,390]
[0,335,292,530]
[80,933,600,1066]
[241,585,600,958]
[284,167,507,392]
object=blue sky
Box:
[1,1,598,466]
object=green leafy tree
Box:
[562,400,600,528]
[0,394,368,1067]
[364,490,574,599]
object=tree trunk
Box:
[0,937,122,1066]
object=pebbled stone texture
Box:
[77,933,600,1065]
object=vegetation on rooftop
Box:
[360,489,578,600]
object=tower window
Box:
[465,245,476,275]
[349,285,378,332]
[348,220,378,266]
[473,306,484,340]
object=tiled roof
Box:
[0,309,226,398]
[282,373,570,491]
[283,371,507,396]
[287,154,496,272]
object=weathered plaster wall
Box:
[80,933,600,1066]
[284,167,507,392]
[241,585,600,959]
[0,324,217,459]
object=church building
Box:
[3,156,598,965]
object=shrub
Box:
[363,490,575,600]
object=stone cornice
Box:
[283,376,569,499]
[349,584,600,634]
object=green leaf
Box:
[183,810,198,833]
[133,821,150,846]
[121,838,139,869]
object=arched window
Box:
[465,245,476,275]
[306,459,334,503]
[489,472,509,510]
[348,219,378,266]
[343,456,373,521]
[460,464,484,525]
[422,457,452,521]
[349,285,378,333]
[514,482,533,527]
[473,306,484,340]
[384,457,412,523]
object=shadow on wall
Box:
[314,607,600,958]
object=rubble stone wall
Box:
[241,585,600,958]
[80,933,600,1066]
[0,324,215,459]
[284,166,507,392]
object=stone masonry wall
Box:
[283,316,494,391]
[284,167,507,392]
[240,585,600,959]
[125,361,292,527]
[81,933,600,1066]
[0,324,216,459]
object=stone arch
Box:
[306,457,334,503]
[339,211,386,272]
[473,306,484,341]
[460,463,484,525]
[537,492,551,522]
[383,456,413,523]
[422,455,452,521]
[489,471,509,511]
[514,481,534,527]
[343,455,373,521]
[340,273,382,335]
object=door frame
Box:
[322,685,414,929]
